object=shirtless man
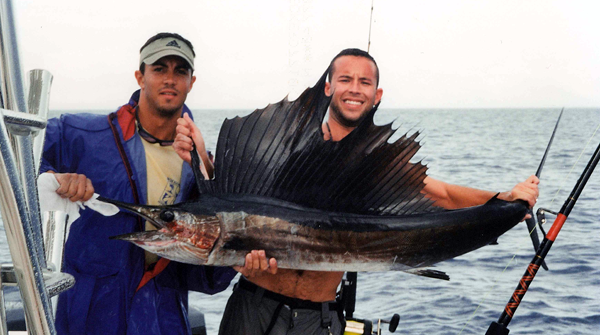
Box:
[174,48,539,335]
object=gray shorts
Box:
[218,277,344,335]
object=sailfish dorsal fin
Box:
[198,69,437,215]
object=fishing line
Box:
[525,120,598,244]
[547,122,600,207]
[523,121,600,253]
[460,120,600,333]
[458,255,518,334]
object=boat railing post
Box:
[28,69,52,174]
[15,68,54,273]
[27,68,67,318]
[41,210,69,316]
[0,268,7,335]
[1,0,65,333]
[4,38,47,278]
[0,109,55,335]
[22,27,67,328]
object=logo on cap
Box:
[166,40,181,49]
[139,37,194,70]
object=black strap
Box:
[263,302,285,335]
[321,301,331,329]
[107,113,143,230]
[343,272,357,319]
[336,307,346,335]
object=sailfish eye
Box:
[159,210,175,222]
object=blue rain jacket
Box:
[41,91,237,335]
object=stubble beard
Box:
[329,99,372,128]
[155,105,182,119]
[149,95,184,118]
[143,88,185,119]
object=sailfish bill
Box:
[102,68,528,277]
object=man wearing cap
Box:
[41,32,237,335]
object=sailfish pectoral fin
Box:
[404,268,450,281]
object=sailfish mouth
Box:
[100,196,221,265]
[97,196,171,229]
[109,230,176,244]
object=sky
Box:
[11,0,600,110]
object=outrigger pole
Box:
[486,138,600,335]
[367,0,374,53]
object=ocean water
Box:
[1,108,599,334]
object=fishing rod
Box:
[524,108,563,271]
[486,138,600,335]
[343,2,377,332]
[367,0,374,53]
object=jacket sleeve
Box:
[40,117,65,174]
[157,262,237,295]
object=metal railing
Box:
[1,0,74,333]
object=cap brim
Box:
[142,49,194,70]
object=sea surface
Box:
[1,108,599,334]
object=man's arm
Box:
[422,175,539,210]
[41,118,95,203]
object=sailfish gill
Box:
[101,69,529,276]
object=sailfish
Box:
[100,69,528,277]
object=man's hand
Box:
[173,113,213,179]
[50,171,94,202]
[174,113,208,164]
[497,175,540,207]
[173,113,196,164]
[497,175,540,220]
[234,250,278,278]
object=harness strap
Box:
[108,113,172,291]
[107,113,142,227]
[252,282,265,306]
[264,302,285,335]
[321,302,332,329]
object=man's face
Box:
[325,55,383,127]
[135,56,196,118]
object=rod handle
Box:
[485,321,510,335]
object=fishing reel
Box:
[339,272,401,334]
[344,314,400,335]
[536,207,558,237]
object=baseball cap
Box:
[139,37,195,70]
